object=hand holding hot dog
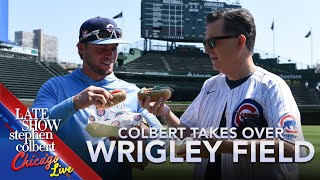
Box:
[138,86,172,102]
[138,86,173,116]
[72,86,126,110]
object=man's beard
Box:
[84,53,115,76]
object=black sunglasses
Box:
[203,35,238,48]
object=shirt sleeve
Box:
[138,106,163,129]
[262,80,304,143]
[130,84,163,129]
[31,79,77,125]
[135,87,163,158]
[180,79,208,128]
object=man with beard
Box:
[32,17,162,179]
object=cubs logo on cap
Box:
[81,30,88,36]
[232,99,263,127]
[78,17,128,45]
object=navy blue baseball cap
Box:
[79,17,128,44]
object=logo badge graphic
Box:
[115,112,123,118]
[279,114,298,134]
[88,115,95,122]
[125,125,132,129]
[82,30,88,36]
[111,120,120,127]
[96,110,105,116]
[232,99,263,127]
[106,24,115,32]
[207,90,216,95]
[133,115,142,121]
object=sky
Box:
[7,0,320,69]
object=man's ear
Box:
[77,42,84,53]
[77,42,85,59]
[237,34,246,50]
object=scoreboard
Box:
[141,0,241,42]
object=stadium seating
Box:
[315,90,320,103]
[1,50,320,105]
[40,61,69,76]
[289,84,320,105]
[115,72,203,101]
[120,50,320,104]
[124,51,219,75]
[0,57,55,99]
[124,51,291,76]
[125,53,167,71]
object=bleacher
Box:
[124,51,292,76]
[289,84,319,105]
[316,90,320,103]
[120,49,320,104]
[41,61,69,76]
[124,51,219,75]
[162,54,216,74]
[0,57,55,99]
[115,72,203,101]
[125,53,168,72]
[1,47,320,105]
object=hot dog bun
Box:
[138,86,172,102]
[100,89,127,109]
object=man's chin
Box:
[93,67,111,76]
[212,64,218,71]
[99,65,114,75]
[100,71,113,76]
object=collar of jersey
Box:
[72,67,117,84]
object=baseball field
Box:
[133,125,320,179]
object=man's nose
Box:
[104,51,116,60]
[204,45,213,54]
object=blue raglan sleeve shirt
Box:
[32,78,77,125]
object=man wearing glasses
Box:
[32,17,162,179]
[140,8,304,180]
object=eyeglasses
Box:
[203,35,237,48]
[80,28,122,42]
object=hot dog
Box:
[100,89,127,109]
[138,86,173,102]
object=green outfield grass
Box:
[167,101,192,105]
[299,125,320,179]
[133,125,320,180]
